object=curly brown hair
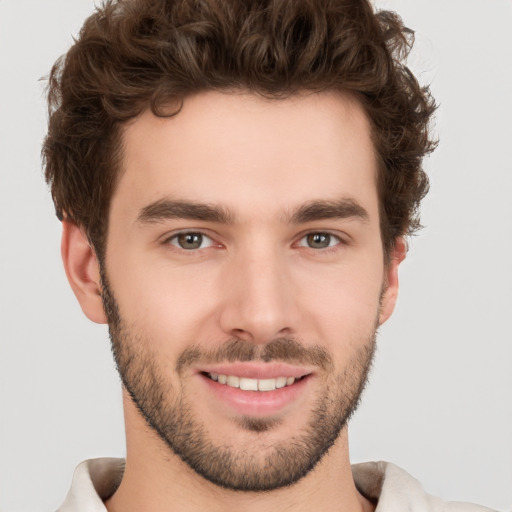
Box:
[43,0,436,262]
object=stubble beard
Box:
[101,273,377,492]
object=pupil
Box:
[308,233,330,248]
[179,233,202,249]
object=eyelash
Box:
[163,230,346,253]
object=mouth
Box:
[196,363,314,417]
[203,372,306,391]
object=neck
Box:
[105,392,374,512]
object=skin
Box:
[62,90,405,512]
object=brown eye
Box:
[169,232,213,250]
[178,233,203,249]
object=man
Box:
[39,0,498,510]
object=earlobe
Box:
[379,237,407,325]
[61,220,107,324]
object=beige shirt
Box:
[57,458,496,512]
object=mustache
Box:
[176,337,334,375]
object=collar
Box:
[57,458,495,512]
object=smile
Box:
[207,373,299,391]
[197,364,314,417]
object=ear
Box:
[61,220,107,324]
[379,237,407,325]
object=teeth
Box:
[226,375,240,387]
[275,377,287,389]
[240,377,258,391]
[208,373,298,391]
[258,378,276,391]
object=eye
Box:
[298,232,341,249]
[167,232,215,250]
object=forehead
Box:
[114,90,379,222]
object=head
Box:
[44,0,436,493]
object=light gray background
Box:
[1,1,511,511]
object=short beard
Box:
[101,270,377,492]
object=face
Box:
[97,91,400,491]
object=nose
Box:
[218,245,300,345]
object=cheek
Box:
[294,259,384,340]
[107,253,222,340]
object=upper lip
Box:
[196,362,314,380]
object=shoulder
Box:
[352,461,497,512]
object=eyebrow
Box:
[136,197,369,225]
[137,199,235,224]
[286,198,369,224]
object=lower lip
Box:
[199,374,311,417]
